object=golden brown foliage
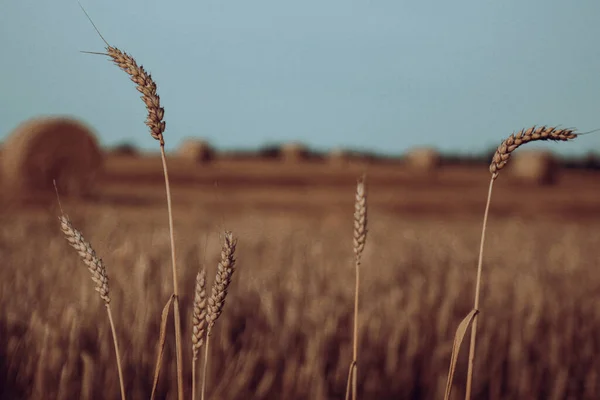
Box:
[2,206,600,399]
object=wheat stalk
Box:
[59,215,126,400]
[77,5,185,396]
[192,270,207,400]
[345,176,367,400]
[106,45,184,399]
[462,125,577,400]
[201,232,237,400]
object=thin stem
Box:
[352,257,360,400]
[465,177,495,400]
[201,334,211,400]
[344,362,354,400]
[106,304,126,400]
[159,145,184,400]
[192,358,197,400]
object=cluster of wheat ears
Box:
[57,7,583,400]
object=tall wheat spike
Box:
[345,176,367,400]
[461,126,577,400]
[201,232,237,400]
[59,214,126,400]
[192,270,208,400]
[78,4,184,398]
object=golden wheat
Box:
[202,231,237,400]
[105,46,165,145]
[58,215,126,400]
[192,269,207,400]
[489,126,576,178]
[346,176,368,400]
[462,125,578,400]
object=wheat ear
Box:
[462,126,577,400]
[489,126,577,177]
[192,270,208,400]
[201,232,237,400]
[345,176,367,400]
[59,215,126,400]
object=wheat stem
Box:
[464,126,578,398]
[465,177,494,400]
[106,305,126,400]
[158,145,185,399]
[345,176,367,400]
[201,334,211,400]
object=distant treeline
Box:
[108,141,600,170]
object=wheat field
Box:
[1,181,600,399]
[2,22,599,399]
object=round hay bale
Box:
[327,147,351,166]
[509,150,558,185]
[280,142,308,163]
[405,147,441,171]
[177,138,215,163]
[2,117,102,199]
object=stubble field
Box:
[1,154,600,399]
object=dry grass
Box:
[2,207,600,399]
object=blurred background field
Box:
[1,130,600,399]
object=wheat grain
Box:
[206,232,237,332]
[353,177,367,261]
[59,216,110,304]
[192,269,208,358]
[58,214,126,400]
[201,231,237,400]
[192,269,207,400]
[105,46,166,145]
[489,126,576,178]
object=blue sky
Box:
[1,1,600,156]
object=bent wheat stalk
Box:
[345,176,367,400]
[202,232,237,400]
[462,126,577,400]
[59,215,126,400]
[78,5,184,398]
